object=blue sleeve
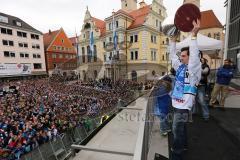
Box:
[217,68,233,78]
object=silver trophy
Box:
[162,24,180,38]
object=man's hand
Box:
[170,36,177,42]
[192,19,200,37]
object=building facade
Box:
[78,0,168,82]
[43,28,77,75]
[0,12,46,79]
[225,0,240,74]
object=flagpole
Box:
[112,10,116,84]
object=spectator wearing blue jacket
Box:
[152,76,172,136]
[209,59,234,110]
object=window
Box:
[1,28,12,35]
[130,51,138,60]
[130,35,134,43]
[162,55,165,60]
[32,44,40,49]
[134,35,138,42]
[109,37,112,42]
[62,47,64,51]
[103,41,106,48]
[18,42,28,48]
[20,53,25,58]
[151,35,157,43]
[59,54,63,58]
[0,16,8,23]
[208,33,211,37]
[20,53,29,58]
[151,50,157,61]
[116,21,119,28]
[52,54,57,59]
[131,51,134,60]
[53,46,56,50]
[33,54,37,58]
[156,19,158,27]
[2,40,14,46]
[159,9,162,15]
[61,39,64,43]
[16,21,22,26]
[37,54,41,58]
[25,53,29,58]
[109,23,112,30]
[17,31,27,38]
[104,54,107,62]
[82,47,85,63]
[33,63,42,69]
[4,51,15,57]
[31,34,39,40]
[135,51,138,60]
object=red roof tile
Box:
[128,5,151,29]
[43,30,60,50]
[200,10,223,29]
[69,36,79,44]
[92,17,106,37]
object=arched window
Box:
[94,45,97,62]
[131,70,137,81]
[87,45,91,62]
[82,47,85,63]
[94,70,98,79]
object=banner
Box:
[0,63,31,76]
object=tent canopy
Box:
[176,33,223,51]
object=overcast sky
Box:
[1,0,226,37]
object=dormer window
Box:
[16,21,22,27]
[0,16,8,23]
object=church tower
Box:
[121,0,137,12]
[183,0,200,8]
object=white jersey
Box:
[170,40,201,110]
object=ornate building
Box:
[77,0,168,82]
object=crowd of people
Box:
[0,77,146,159]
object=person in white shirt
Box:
[170,20,201,160]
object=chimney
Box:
[49,29,52,34]
[139,0,147,8]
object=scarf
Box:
[172,64,187,99]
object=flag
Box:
[112,12,117,52]
[90,24,94,57]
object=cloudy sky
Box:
[1,0,226,37]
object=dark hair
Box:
[199,51,203,58]
[181,47,189,56]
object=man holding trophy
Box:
[167,3,202,160]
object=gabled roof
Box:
[69,36,79,44]
[0,12,42,34]
[43,30,60,50]
[128,5,151,29]
[92,17,106,37]
[115,9,134,19]
[200,10,223,29]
